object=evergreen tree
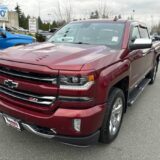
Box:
[15,4,22,27]
[151,22,160,35]
[15,4,22,18]
[118,14,122,19]
[90,10,99,19]
[15,4,30,29]
[38,16,43,30]
[15,4,63,32]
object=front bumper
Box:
[0,112,100,146]
[0,99,106,146]
[54,130,100,146]
[21,121,100,146]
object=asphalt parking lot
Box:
[0,70,160,160]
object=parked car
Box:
[0,20,159,146]
[49,28,58,33]
[37,31,53,42]
[0,28,36,49]
[36,28,58,42]
[153,35,160,41]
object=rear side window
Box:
[139,27,149,39]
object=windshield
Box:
[48,22,125,49]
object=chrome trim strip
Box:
[22,123,56,139]
[0,68,57,83]
[0,85,56,106]
[60,81,94,91]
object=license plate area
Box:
[3,114,21,131]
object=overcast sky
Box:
[1,0,160,28]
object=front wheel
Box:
[99,88,125,144]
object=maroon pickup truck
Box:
[0,20,159,146]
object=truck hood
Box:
[0,42,122,71]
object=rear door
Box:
[129,26,146,89]
[139,27,154,73]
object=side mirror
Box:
[0,31,7,38]
[129,38,152,50]
[131,36,137,43]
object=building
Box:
[0,11,19,28]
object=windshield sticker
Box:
[112,36,119,42]
[58,37,74,42]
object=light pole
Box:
[48,13,52,31]
[132,10,135,20]
[151,15,153,29]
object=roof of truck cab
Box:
[70,19,147,28]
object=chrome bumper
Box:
[0,112,56,139]
[21,123,56,139]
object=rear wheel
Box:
[149,63,158,85]
[99,88,125,144]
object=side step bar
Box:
[128,78,151,106]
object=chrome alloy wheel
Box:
[109,97,123,136]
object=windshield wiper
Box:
[49,41,91,45]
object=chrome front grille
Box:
[0,66,57,84]
[0,85,56,106]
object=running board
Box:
[128,78,151,106]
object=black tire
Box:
[99,88,125,144]
[148,63,158,85]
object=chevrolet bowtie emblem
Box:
[4,79,19,89]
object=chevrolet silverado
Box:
[0,20,159,146]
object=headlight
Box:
[60,75,94,90]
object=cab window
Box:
[131,26,140,43]
[139,27,149,39]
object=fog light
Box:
[73,119,81,132]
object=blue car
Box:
[0,29,36,49]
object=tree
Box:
[15,4,29,29]
[53,0,73,23]
[15,4,64,32]
[51,21,58,28]
[15,4,22,26]
[15,4,22,18]
[151,22,160,34]
[97,0,112,19]
[38,16,43,30]
[118,14,122,19]
[90,10,99,19]
[113,16,118,21]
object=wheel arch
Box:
[108,76,129,112]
